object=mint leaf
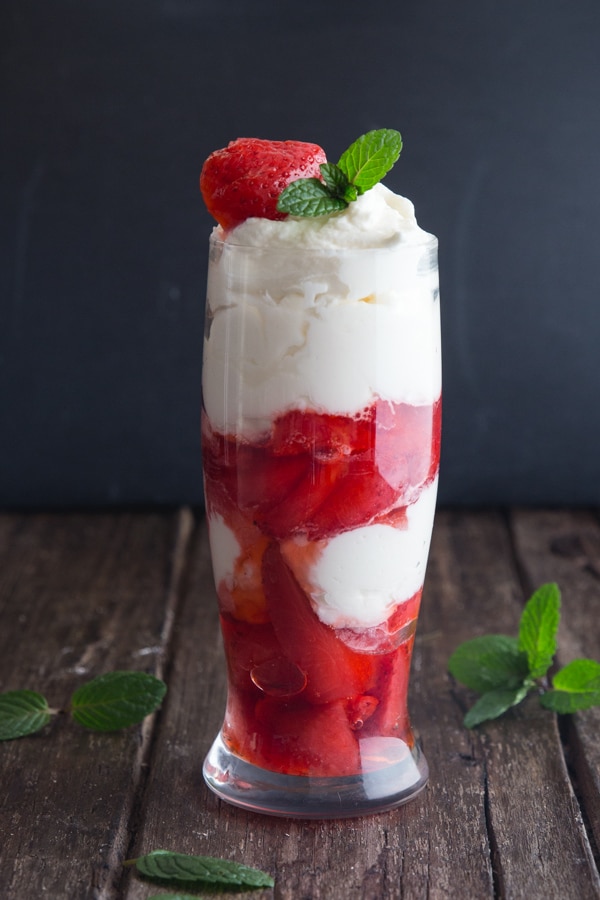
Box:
[337,128,402,194]
[319,162,349,195]
[464,685,530,728]
[448,635,530,694]
[277,178,348,217]
[70,671,166,731]
[150,894,202,900]
[277,128,402,217]
[150,895,220,900]
[134,849,274,889]
[318,162,358,204]
[540,659,600,713]
[0,690,53,740]
[518,583,560,679]
[450,581,600,728]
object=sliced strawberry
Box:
[201,416,240,517]
[255,697,360,776]
[261,542,376,703]
[219,614,283,692]
[371,505,408,528]
[203,470,236,522]
[200,138,327,230]
[272,408,374,458]
[255,458,344,540]
[221,687,260,761]
[306,459,399,539]
[375,398,442,494]
[385,589,422,637]
[363,637,415,741]
[345,694,379,731]
[263,401,441,540]
[234,443,309,513]
[203,423,311,519]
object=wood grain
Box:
[1,510,599,899]
[510,509,600,866]
[420,511,600,900]
[125,516,464,900]
[0,512,187,899]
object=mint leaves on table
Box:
[70,671,166,731]
[449,583,600,727]
[0,671,166,741]
[277,128,402,217]
[128,849,274,893]
[540,659,600,713]
[0,690,53,741]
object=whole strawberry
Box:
[200,137,327,230]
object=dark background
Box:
[1,0,599,509]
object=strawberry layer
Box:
[204,398,440,538]
[219,544,420,777]
[203,397,439,777]
[204,397,439,622]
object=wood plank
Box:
[0,511,190,900]
[510,508,600,863]
[3,510,598,898]
[126,510,592,899]
[423,511,600,899]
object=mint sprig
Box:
[130,849,274,891]
[449,583,600,727]
[277,128,402,218]
[0,671,166,741]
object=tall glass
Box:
[201,233,441,818]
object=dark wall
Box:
[2,0,599,508]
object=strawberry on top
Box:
[200,137,326,230]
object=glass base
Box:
[202,731,428,819]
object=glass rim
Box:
[209,229,438,255]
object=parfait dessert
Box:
[200,131,441,817]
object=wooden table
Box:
[1,509,599,899]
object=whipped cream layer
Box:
[207,511,241,590]
[229,184,426,249]
[208,478,438,629]
[282,478,438,628]
[203,184,441,438]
